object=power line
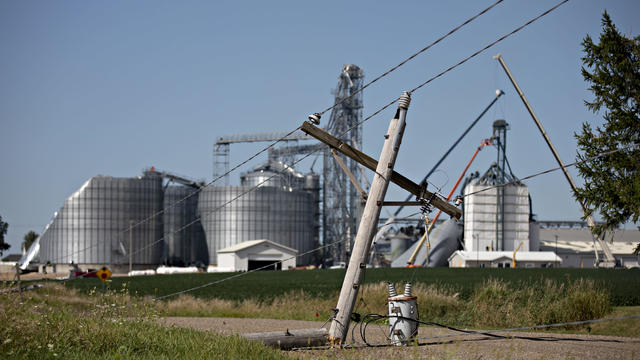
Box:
[123,126,304,239]
[42,126,304,265]
[409,0,569,95]
[353,0,570,130]
[92,0,508,245]
[42,0,569,267]
[317,0,505,116]
[56,0,506,258]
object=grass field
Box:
[1,282,635,360]
[63,267,640,306]
[2,269,639,358]
[0,284,286,359]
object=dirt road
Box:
[161,317,640,359]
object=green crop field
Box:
[63,267,640,306]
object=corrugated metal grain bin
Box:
[463,182,529,252]
[199,163,316,265]
[39,172,164,266]
[163,185,208,265]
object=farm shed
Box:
[216,239,297,272]
[448,251,561,268]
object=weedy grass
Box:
[0,277,635,360]
[459,278,611,328]
[158,278,615,332]
[0,283,287,359]
[161,289,335,321]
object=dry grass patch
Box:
[158,279,611,332]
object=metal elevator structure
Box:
[323,64,365,263]
[211,64,365,265]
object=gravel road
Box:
[161,317,640,359]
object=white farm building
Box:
[215,239,297,272]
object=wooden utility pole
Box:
[328,91,412,345]
[242,328,328,350]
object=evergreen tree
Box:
[23,231,39,252]
[575,11,640,253]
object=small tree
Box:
[23,231,39,252]
[0,216,10,257]
[575,11,640,253]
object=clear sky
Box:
[1,0,638,253]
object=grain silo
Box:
[463,120,530,252]
[38,171,164,271]
[198,161,317,266]
[163,185,208,266]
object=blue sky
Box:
[1,0,638,253]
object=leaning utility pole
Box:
[328,92,411,345]
[494,53,617,267]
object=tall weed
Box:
[158,278,610,330]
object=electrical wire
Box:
[317,0,505,116]
[39,0,509,265]
[133,0,508,246]
[42,0,569,279]
[357,314,505,347]
[352,0,570,132]
[128,126,304,234]
[290,314,640,350]
[415,314,640,343]
[42,126,304,265]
